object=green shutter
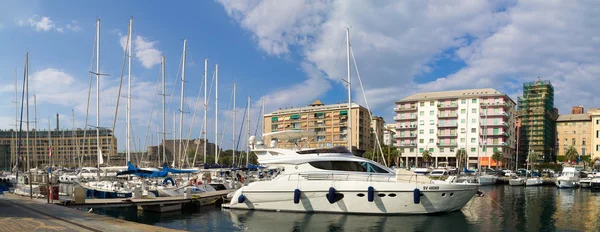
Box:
[340,110,348,115]
[316,112,324,116]
[271,117,278,122]
[290,114,300,120]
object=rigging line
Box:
[235,101,249,166]
[15,58,27,174]
[217,85,235,158]
[141,66,162,164]
[329,31,346,80]
[350,46,387,167]
[83,29,97,167]
[182,73,206,162]
[166,43,184,119]
[192,69,216,164]
[110,22,131,145]
[253,104,261,136]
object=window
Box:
[493,147,498,152]
[461,109,466,114]
[564,138,568,145]
[572,138,576,145]
[420,102,425,107]
[461,99,466,104]
[482,147,487,152]
[472,99,477,103]
[420,111,424,116]
[410,148,415,152]
[494,108,499,114]
[471,128,476,133]
[419,129,424,134]
[471,118,476,123]
[583,130,586,134]
[460,138,465,143]
[461,128,466,133]
[493,128,499,135]
[450,148,455,152]
[429,139,434,143]
[494,118,499,125]
[419,139,424,144]
[471,148,476,152]
[429,120,434,125]
[430,101,434,106]
[450,138,455,144]
[419,120,424,125]
[471,138,476,143]
[461,119,466,124]
[573,131,576,134]
[429,110,434,116]
[583,138,586,145]
[429,129,434,134]
[309,161,389,173]
[597,130,599,138]
[439,148,445,152]
[419,148,424,153]
[429,148,434,152]
[494,98,499,103]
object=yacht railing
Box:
[276,172,434,184]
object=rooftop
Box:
[395,88,512,103]
[265,102,364,116]
[556,114,591,122]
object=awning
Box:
[271,117,278,122]
[290,114,300,119]
[340,110,348,115]
[315,112,324,116]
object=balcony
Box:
[437,103,458,109]
[394,115,418,121]
[395,134,417,139]
[398,143,417,147]
[481,122,509,128]
[437,133,457,137]
[481,132,509,137]
[396,124,417,130]
[487,142,509,147]
[436,142,458,147]
[437,113,458,118]
[480,112,509,118]
[480,102,511,108]
[394,106,417,112]
[437,123,458,128]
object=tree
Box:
[455,149,467,170]
[564,145,579,163]
[421,150,432,167]
[362,149,376,161]
[492,150,504,169]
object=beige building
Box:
[371,116,385,148]
[0,128,117,169]
[556,114,591,159]
[263,100,372,153]
[589,108,600,163]
[383,124,396,147]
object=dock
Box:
[0,193,182,232]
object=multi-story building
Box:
[517,79,559,162]
[556,108,591,160]
[0,128,117,169]
[587,108,600,165]
[394,88,517,169]
[383,124,396,147]
[146,139,219,166]
[263,100,372,153]
[370,116,385,148]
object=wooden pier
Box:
[59,190,234,212]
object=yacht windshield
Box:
[308,161,390,173]
[296,146,350,154]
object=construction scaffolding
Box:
[516,79,558,163]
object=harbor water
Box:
[89,185,600,232]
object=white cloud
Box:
[66,20,81,32]
[218,0,600,119]
[119,35,163,69]
[27,15,56,32]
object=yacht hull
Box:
[508,178,525,186]
[227,181,478,215]
[590,180,600,192]
[556,178,578,188]
[525,178,543,186]
[478,176,497,186]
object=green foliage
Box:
[421,150,432,162]
[533,163,563,172]
[455,148,467,170]
[564,145,579,162]
[492,151,504,164]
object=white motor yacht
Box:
[525,177,543,186]
[478,174,497,186]
[589,174,600,191]
[225,131,479,215]
[556,167,579,188]
[508,177,525,186]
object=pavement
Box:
[0,193,184,232]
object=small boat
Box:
[591,177,600,192]
[478,174,497,186]
[509,177,525,186]
[525,177,543,186]
[580,178,591,188]
[556,167,579,188]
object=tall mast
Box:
[95,19,103,173]
[261,98,265,139]
[48,117,51,168]
[233,82,236,166]
[172,112,176,167]
[215,64,219,164]
[345,28,352,153]
[72,109,76,168]
[25,52,29,171]
[126,18,133,165]
[33,94,37,168]
[178,40,187,168]
[161,56,166,165]
[246,96,250,166]
[203,59,208,164]
[13,69,18,169]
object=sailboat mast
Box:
[215,64,219,164]
[172,112,176,167]
[246,96,250,166]
[161,56,166,166]
[25,52,29,171]
[13,69,18,169]
[126,18,133,165]
[33,95,37,168]
[179,40,187,168]
[203,59,208,164]
[346,28,352,153]
[72,109,76,168]
[48,117,51,168]
[95,19,103,174]
[233,82,236,166]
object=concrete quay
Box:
[0,193,183,232]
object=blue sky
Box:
[2,0,600,152]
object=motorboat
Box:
[590,175,600,192]
[225,131,479,215]
[525,177,543,186]
[478,174,497,186]
[556,167,579,188]
[580,177,592,188]
[80,180,158,199]
[508,177,525,186]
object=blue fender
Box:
[413,188,421,204]
[367,186,375,202]
[294,189,301,204]
[327,187,336,204]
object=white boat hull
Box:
[525,178,543,186]
[556,178,578,188]
[509,178,525,186]
[580,178,591,188]
[226,181,478,214]
[478,176,497,186]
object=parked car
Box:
[503,170,514,177]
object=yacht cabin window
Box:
[308,161,390,173]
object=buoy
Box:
[238,194,246,203]
[328,187,336,204]
[413,188,421,204]
[367,186,375,202]
[294,189,301,204]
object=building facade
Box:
[0,128,117,169]
[263,100,372,153]
[383,124,396,147]
[517,79,558,162]
[370,116,385,148]
[587,108,600,164]
[394,88,517,169]
[556,113,591,160]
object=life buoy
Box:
[240,176,245,183]
[196,180,203,186]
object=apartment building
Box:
[587,108,600,164]
[383,124,396,147]
[263,100,372,153]
[556,110,591,160]
[394,88,517,169]
[371,116,385,148]
[0,128,117,169]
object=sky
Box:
[1,0,599,152]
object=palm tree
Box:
[455,148,467,170]
[421,150,432,167]
[362,149,375,161]
[492,150,503,169]
[564,145,578,163]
